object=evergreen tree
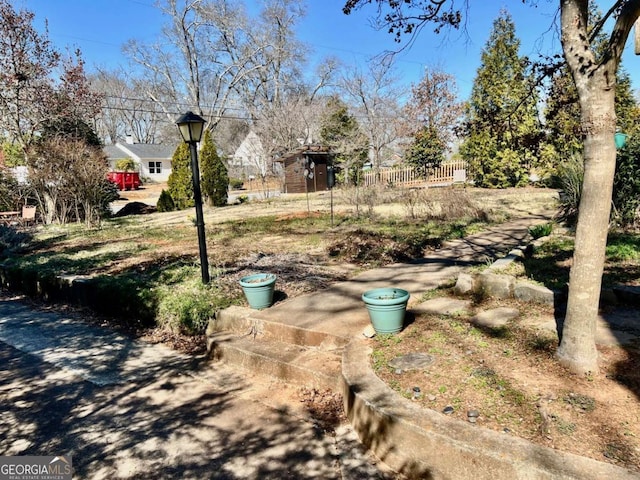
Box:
[543,64,582,162]
[156,189,175,212]
[459,10,542,188]
[200,129,229,207]
[167,143,194,210]
[319,97,369,185]
[405,126,446,178]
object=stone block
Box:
[454,273,476,295]
[478,272,514,299]
[514,281,555,305]
[470,307,520,328]
[413,297,472,316]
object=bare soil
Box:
[371,297,640,472]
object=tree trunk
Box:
[556,73,616,374]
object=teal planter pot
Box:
[615,132,628,149]
[362,287,410,334]
[240,273,276,310]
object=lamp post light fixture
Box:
[176,111,210,284]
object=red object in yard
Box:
[108,171,141,190]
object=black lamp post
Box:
[176,111,210,284]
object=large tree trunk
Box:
[556,71,617,374]
[556,0,622,375]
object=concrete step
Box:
[208,305,349,349]
[206,331,343,391]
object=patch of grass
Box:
[372,349,390,373]
[563,393,596,412]
[375,333,402,347]
[528,222,554,239]
[521,232,640,289]
[155,267,232,335]
[470,367,527,406]
[606,233,640,261]
[555,417,577,435]
[521,237,573,290]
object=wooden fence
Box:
[362,160,468,188]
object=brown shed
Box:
[275,145,333,194]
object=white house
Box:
[104,140,177,183]
[230,131,267,177]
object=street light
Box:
[176,111,210,284]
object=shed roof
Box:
[275,145,332,163]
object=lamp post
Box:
[176,111,210,284]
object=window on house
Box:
[149,161,162,174]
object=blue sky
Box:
[21,0,639,101]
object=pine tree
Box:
[320,97,369,185]
[200,129,229,207]
[460,10,542,188]
[167,143,194,210]
[405,126,446,178]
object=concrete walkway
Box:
[252,214,551,339]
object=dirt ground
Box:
[372,296,640,472]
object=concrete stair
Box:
[205,305,349,391]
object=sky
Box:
[20,0,640,101]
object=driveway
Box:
[0,294,390,479]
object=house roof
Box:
[274,145,332,163]
[104,145,124,160]
[104,142,177,161]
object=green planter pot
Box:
[362,287,410,334]
[239,273,276,310]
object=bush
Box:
[155,274,230,335]
[230,178,244,190]
[613,136,640,228]
[156,189,175,212]
[115,158,137,172]
[556,154,583,226]
[167,143,194,210]
[200,130,229,207]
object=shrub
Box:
[156,189,175,212]
[230,178,244,190]
[156,275,230,335]
[556,154,583,226]
[200,130,229,207]
[115,158,137,172]
[167,143,194,210]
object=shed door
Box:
[306,159,328,192]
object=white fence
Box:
[362,160,467,188]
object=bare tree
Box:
[92,68,169,144]
[124,0,264,129]
[404,65,462,146]
[339,59,404,170]
[240,0,337,158]
[0,0,57,155]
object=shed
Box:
[275,145,333,194]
